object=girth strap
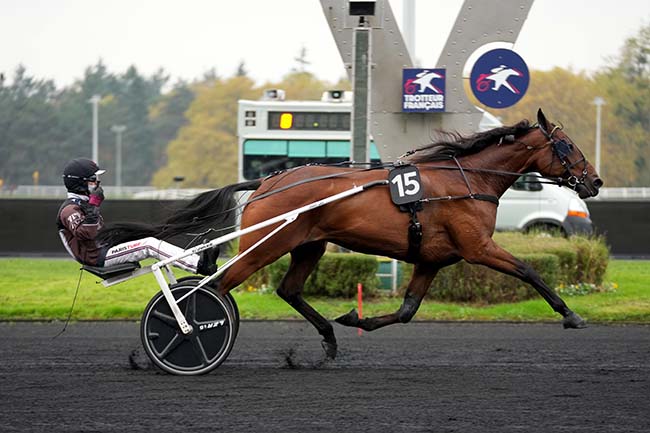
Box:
[399,202,423,262]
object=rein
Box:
[418,163,564,185]
[416,156,500,206]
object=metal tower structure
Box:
[319,0,534,161]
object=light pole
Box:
[89,95,101,164]
[111,125,126,189]
[402,0,415,59]
[349,0,374,163]
[593,96,605,175]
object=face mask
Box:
[88,180,100,193]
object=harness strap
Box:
[408,218,423,261]
[398,202,423,261]
[452,156,475,196]
[420,193,499,206]
[471,194,500,206]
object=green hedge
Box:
[242,234,609,303]
[407,254,559,304]
[244,253,379,298]
[496,233,609,286]
[397,234,609,303]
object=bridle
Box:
[538,123,589,190]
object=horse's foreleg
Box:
[276,241,338,358]
[466,240,586,328]
[336,263,439,331]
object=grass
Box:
[0,258,648,323]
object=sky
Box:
[1,0,649,88]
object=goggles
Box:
[63,169,106,182]
[63,174,98,182]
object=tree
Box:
[593,22,650,186]
[152,75,259,187]
[45,60,123,186]
[0,65,61,185]
[617,23,650,80]
[236,61,248,77]
[268,71,328,101]
[149,81,195,169]
[107,65,169,185]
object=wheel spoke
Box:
[152,310,179,329]
[184,292,197,323]
[191,336,209,366]
[158,333,184,359]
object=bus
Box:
[237,90,381,182]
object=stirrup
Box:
[197,244,220,276]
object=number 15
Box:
[391,171,421,197]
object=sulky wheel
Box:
[140,281,237,375]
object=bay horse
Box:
[99,109,602,359]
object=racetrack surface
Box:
[1,321,648,433]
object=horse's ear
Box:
[537,108,549,135]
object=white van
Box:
[496,173,593,235]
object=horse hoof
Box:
[563,312,587,329]
[335,309,359,327]
[321,340,337,360]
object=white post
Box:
[89,95,101,164]
[111,125,126,189]
[391,259,398,294]
[593,96,605,175]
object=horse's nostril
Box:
[593,178,603,189]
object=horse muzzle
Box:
[576,176,603,199]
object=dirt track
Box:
[1,321,648,432]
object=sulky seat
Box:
[58,230,141,280]
[81,262,141,280]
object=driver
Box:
[56,158,218,275]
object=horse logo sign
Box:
[402,68,446,112]
[470,49,529,109]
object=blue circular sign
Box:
[470,48,529,109]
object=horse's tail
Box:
[97,179,262,246]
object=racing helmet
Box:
[62,158,106,194]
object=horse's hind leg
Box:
[336,263,439,331]
[276,241,338,358]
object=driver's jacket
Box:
[56,194,104,266]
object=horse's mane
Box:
[403,120,532,163]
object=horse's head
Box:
[526,109,603,199]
